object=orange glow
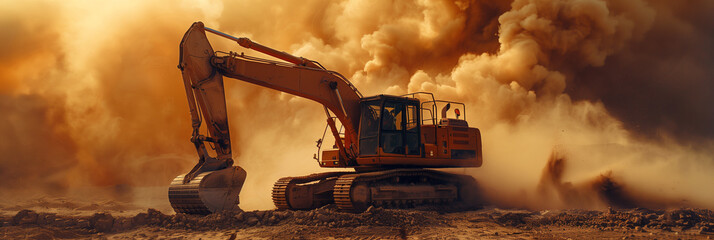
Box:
[0,0,713,211]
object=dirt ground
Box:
[1,197,713,240]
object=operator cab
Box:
[358,95,421,157]
[321,94,482,168]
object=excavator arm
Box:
[178,22,235,184]
[170,22,362,214]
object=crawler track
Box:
[271,172,352,210]
[333,169,470,212]
[275,169,479,212]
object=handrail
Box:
[421,108,433,124]
[401,92,437,125]
[422,100,467,121]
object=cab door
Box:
[380,101,405,154]
[380,100,421,156]
[405,103,420,156]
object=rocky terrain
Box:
[1,197,713,239]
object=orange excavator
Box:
[169,22,483,214]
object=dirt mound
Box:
[0,196,149,218]
[1,204,447,234]
[3,206,714,239]
[484,207,714,234]
[166,205,446,230]
[286,205,446,228]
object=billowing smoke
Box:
[1,0,712,211]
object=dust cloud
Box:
[1,0,712,211]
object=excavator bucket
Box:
[168,166,247,215]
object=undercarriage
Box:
[271,169,480,212]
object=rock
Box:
[90,213,115,233]
[146,208,168,224]
[147,208,162,216]
[246,216,259,226]
[317,214,331,222]
[630,217,642,226]
[132,213,148,226]
[255,211,266,220]
[113,218,133,232]
[267,216,278,225]
[495,212,530,226]
[12,209,38,225]
[77,219,91,228]
[37,213,57,225]
[366,206,374,213]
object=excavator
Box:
[169,22,483,214]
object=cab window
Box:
[381,101,404,154]
[359,100,380,155]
